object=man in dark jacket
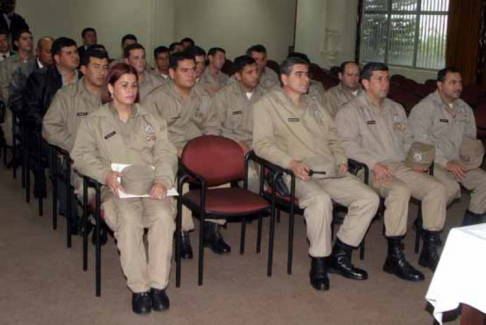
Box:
[0,0,29,47]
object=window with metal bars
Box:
[360,0,449,70]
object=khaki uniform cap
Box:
[121,164,155,195]
[405,141,435,170]
[459,138,485,170]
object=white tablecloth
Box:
[426,223,486,324]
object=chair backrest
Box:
[181,135,245,187]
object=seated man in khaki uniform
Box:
[287,52,327,107]
[409,67,486,225]
[213,55,263,193]
[42,50,109,234]
[185,45,206,84]
[153,45,170,80]
[246,44,280,92]
[253,57,379,291]
[324,61,362,118]
[336,62,448,275]
[199,47,228,96]
[124,43,164,100]
[142,51,229,259]
[110,34,137,67]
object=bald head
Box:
[37,36,55,67]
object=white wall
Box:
[16,0,296,64]
[16,0,169,61]
[174,0,297,62]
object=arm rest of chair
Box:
[347,158,370,185]
[477,125,486,131]
[177,158,206,189]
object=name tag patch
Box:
[77,112,88,116]
[104,131,116,139]
[367,120,376,125]
[440,119,449,123]
[288,118,300,122]
[233,111,243,115]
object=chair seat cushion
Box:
[183,188,269,215]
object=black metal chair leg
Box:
[415,205,422,254]
[198,211,205,286]
[82,178,88,271]
[95,186,101,297]
[52,152,58,230]
[256,214,262,254]
[240,218,246,255]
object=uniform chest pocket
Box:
[231,110,243,127]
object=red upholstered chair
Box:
[474,103,486,139]
[175,135,271,287]
[266,59,280,74]
[461,84,482,109]
[390,74,407,86]
[221,59,234,76]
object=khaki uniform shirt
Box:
[142,81,219,149]
[0,53,33,102]
[253,88,347,169]
[139,71,165,100]
[308,80,326,109]
[258,67,280,92]
[335,93,412,169]
[42,78,101,152]
[199,68,228,96]
[71,103,177,189]
[324,83,362,118]
[408,90,476,166]
[212,81,264,146]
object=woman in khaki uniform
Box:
[71,63,177,315]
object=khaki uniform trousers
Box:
[292,174,379,257]
[181,163,260,231]
[102,193,176,293]
[370,163,448,236]
[434,164,486,215]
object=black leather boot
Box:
[150,288,170,312]
[180,231,194,259]
[132,291,152,315]
[462,210,485,226]
[328,239,368,280]
[383,236,424,281]
[418,230,441,271]
[310,257,329,291]
[203,222,231,254]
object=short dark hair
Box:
[180,37,195,46]
[169,51,195,70]
[279,57,309,79]
[81,27,96,39]
[123,43,145,59]
[121,34,137,45]
[169,42,182,53]
[208,47,225,57]
[233,55,256,74]
[12,29,31,43]
[437,67,461,82]
[80,50,109,67]
[153,45,169,59]
[246,44,267,56]
[185,45,206,58]
[101,63,139,104]
[88,44,106,52]
[287,52,310,65]
[52,37,77,57]
[361,62,388,80]
[340,61,358,73]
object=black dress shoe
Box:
[150,288,170,312]
[180,231,193,259]
[328,239,368,280]
[310,257,330,291]
[383,236,424,281]
[91,223,108,246]
[419,230,441,272]
[132,292,152,315]
[203,222,231,254]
